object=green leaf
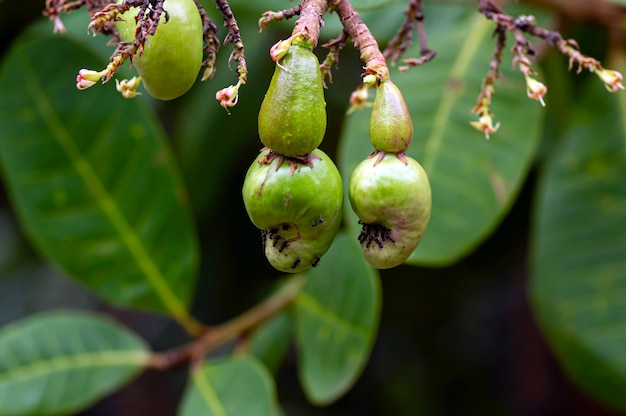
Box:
[351,0,402,11]
[295,233,381,405]
[179,356,277,416]
[530,78,626,411]
[338,3,543,266]
[248,311,292,374]
[0,27,200,323]
[0,310,149,416]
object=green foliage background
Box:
[0,0,625,414]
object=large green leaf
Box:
[0,310,149,416]
[295,233,381,405]
[531,76,626,411]
[338,3,543,266]
[248,311,293,375]
[351,0,402,11]
[179,356,277,416]
[0,24,199,323]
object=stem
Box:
[292,0,329,46]
[149,274,306,370]
[214,0,248,87]
[259,5,302,32]
[320,30,350,86]
[329,0,389,81]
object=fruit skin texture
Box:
[370,80,413,153]
[116,0,203,100]
[242,149,343,273]
[258,41,327,157]
[349,153,431,269]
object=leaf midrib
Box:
[422,15,491,173]
[296,292,371,338]
[0,350,148,386]
[191,368,228,416]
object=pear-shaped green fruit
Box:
[258,42,327,157]
[116,0,203,100]
[242,149,343,273]
[370,79,413,153]
[349,153,431,269]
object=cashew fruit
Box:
[242,149,343,273]
[349,153,431,269]
[258,41,327,157]
[370,80,413,153]
[116,0,203,100]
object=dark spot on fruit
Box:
[291,257,301,269]
[311,216,324,227]
[358,222,394,249]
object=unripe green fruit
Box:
[349,153,431,269]
[242,149,343,273]
[370,80,413,153]
[116,0,203,100]
[258,42,327,156]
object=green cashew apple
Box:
[242,149,343,273]
[349,152,431,269]
[258,40,327,157]
[370,79,413,153]
[116,0,203,100]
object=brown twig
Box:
[329,0,389,82]
[259,5,302,32]
[383,0,436,71]
[148,275,306,370]
[320,30,350,87]
[478,0,623,92]
[470,26,506,139]
[292,0,328,46]
[44,0,87,33]
[471,0,623,138]
[193,0,220,81]
[213,0,248,110]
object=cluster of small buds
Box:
[75,53,129,95]
[513,45,547,107]
[555,39,626,92]
[116,77,142,98]
[470,83,500,139]
[475,2,624,139]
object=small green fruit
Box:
[116,0,203,100]
[349,153,431,269]
[258,41,327,157]
[370,80,413,153]
[242,149,343,273]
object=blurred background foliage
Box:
[0,0,625,414]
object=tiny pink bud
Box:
[216,85,239,112]
[76,69,102,90]
[347,85,370,114]
[269,34,299,70]
[52,16,66,34]
[594,68,625,93]
[525,77,547,107]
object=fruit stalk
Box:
[329,0,389,82]
[292,0,329,46]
